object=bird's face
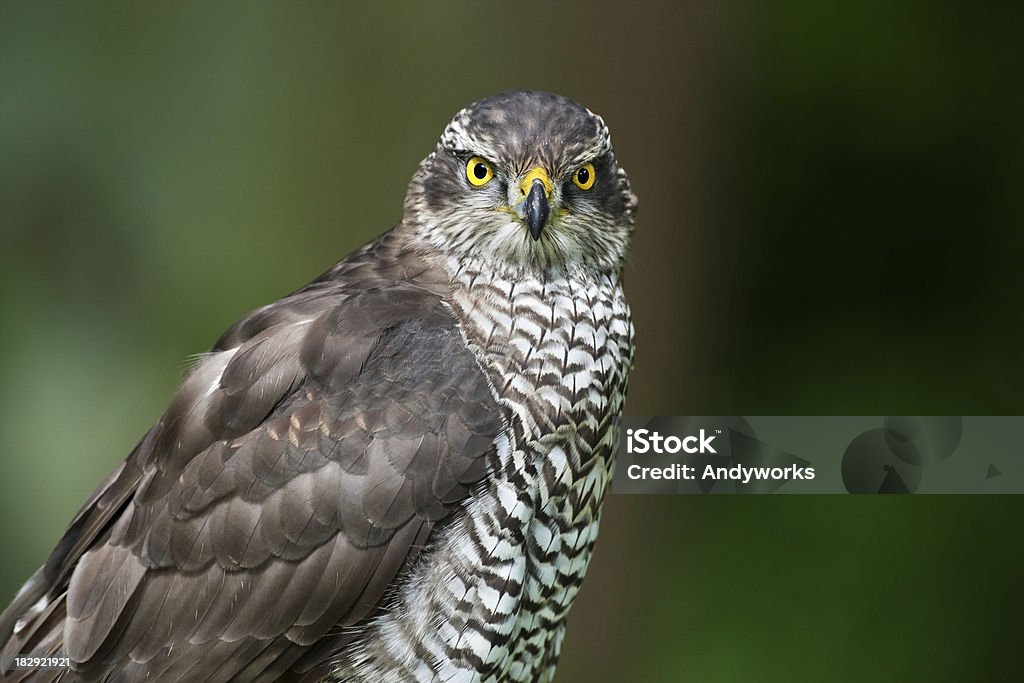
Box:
[405,91,638,274]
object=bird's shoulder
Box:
[214,227,450,351]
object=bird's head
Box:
[404,91,638,275]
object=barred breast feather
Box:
[328,255,634,682]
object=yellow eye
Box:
[572,162,596,190]
[466,156,494,186]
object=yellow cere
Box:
[520,167,553,196]
[466,156,494,186]
[573,162,596,190]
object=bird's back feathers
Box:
[0,230,504,682]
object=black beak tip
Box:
[525,180,550,241]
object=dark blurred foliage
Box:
[1,2,1021,681]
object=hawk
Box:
[0,90,638,682]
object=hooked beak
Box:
[518,167,552,241]
[525,181,550,241]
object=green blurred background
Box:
[1,2,1021,681]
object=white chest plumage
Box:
[449,261,633,442]
[333,260,634,682]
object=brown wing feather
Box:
[0,235,503,681]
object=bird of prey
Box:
[0,90,638,682]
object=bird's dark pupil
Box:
[577,167,589,184]
[473,163,488,180]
